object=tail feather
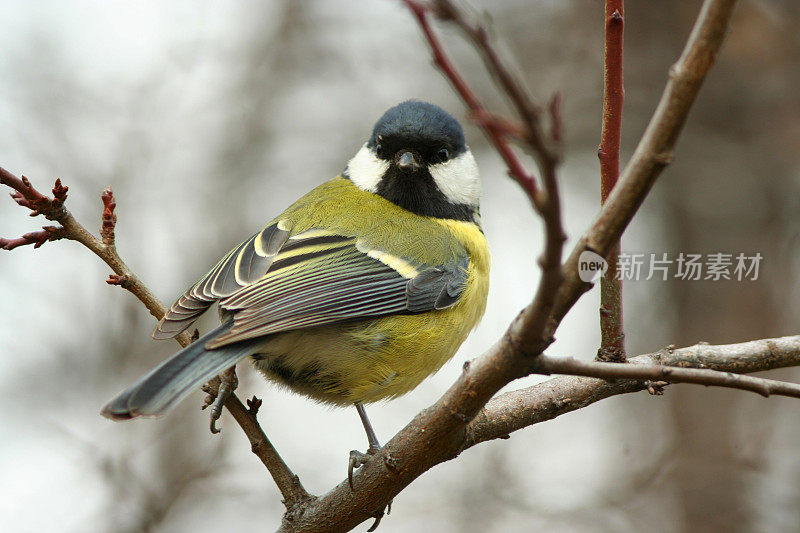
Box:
[101,323,258,420]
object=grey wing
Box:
[407,260,470,311]
[205,239,470,348]
[153,222,291,340]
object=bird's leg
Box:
[358,402,382,453]
[202,366,238,434]
[349,403,392,530]
[349,403,381,489]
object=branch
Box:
[1,167,172,324]
[466,335,800,447]
[0,166,311,509]
[598,0,627,362]
[282,327,798,533]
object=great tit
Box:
[102,100,490,463]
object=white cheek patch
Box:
[345,143,389,193]
[428,149,481,206]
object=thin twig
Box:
[466,335,800,447]
[427,0,567,349]
[432,0,560,171]
[532,354,800,398]
[0,225,65,250]
[1,166,179,325]
[0,166,311,508]
[598,0,627,362]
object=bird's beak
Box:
[396,150,421,174]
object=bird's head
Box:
[345,100,480,222]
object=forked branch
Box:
[466,335,800,447]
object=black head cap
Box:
[368,100,466,155]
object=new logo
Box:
[578,251,608,282]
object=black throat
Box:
[374,166,474,222]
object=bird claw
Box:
[206,367,238,434]
[348,446,392,530]
[348,444,382,490]
[366,496,392,531]
[366,508,385,532]
[348,449,370,490]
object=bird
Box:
[101,100,490,482]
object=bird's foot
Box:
[201,366,238,434]
[348,445,392,530]
[348,445,379,490]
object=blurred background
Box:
[1,1,799,532]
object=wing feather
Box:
[156,223,470,346]
[153,222,290,339]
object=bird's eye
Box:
[435,148,450,163]
[375,143,385,158]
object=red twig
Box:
[597,1,627,362]
[1,166,68,219]
[100,188,117,245]
[0,226,65,250]
[599,6,625,197]
[432,0,560,167]
[402,0,540,206]
[1,167,70,251]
